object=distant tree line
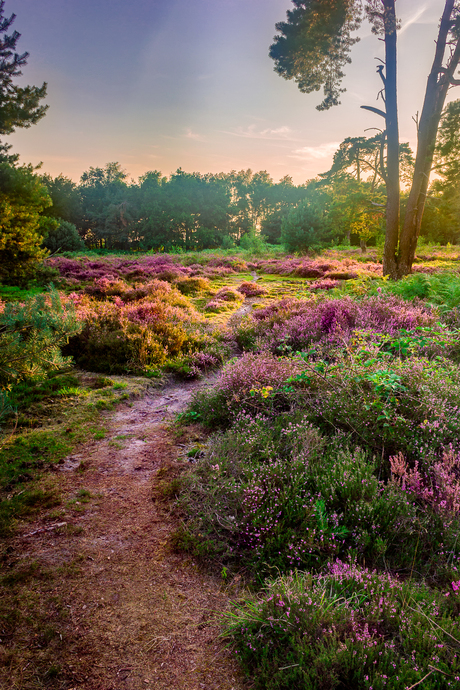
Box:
[35,99,460,257]
[3,107,460,286]
[40,166,309,252]
[2,96,460,287]
[2,0,460,289]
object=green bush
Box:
[0,289,82,390]
[0,162,53,286]
[177,412,460,579]
[281,200,328,253]
[175,276,211,295]
[42,220,85,253]
[224,565,460,690]
[239,229,266,254]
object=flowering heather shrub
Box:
[236,281,268,297]
[63,286,211,373]
[118,280,177,303]
[178,412,460,578]
[167,342,227,379]
[207,256,248,272]
[175,276,211,295]
[255,258,303,275]
[252,256,382,280]
[390,448,460,519]
[236,295,437,353]
[225,563,460,690]
[309,277,340,291]
[218,351,301,395]
[177,412,330,570]
[188,352,302,426]
[49,254,193,286]
[294,265,324,278]
[204,287,244,312]
[84,275,128,297]
[290,353,460,461]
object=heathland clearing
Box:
[3,245,460,688]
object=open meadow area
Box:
[3,245,460,688]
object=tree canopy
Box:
[269,0,361,111]
[0,0,47,156]
[271,0,460,277]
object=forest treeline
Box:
[38,104,460,254]
[2,102,460,286]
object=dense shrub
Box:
[49,253,249,286]
[0,289,82,389]
[175,276,211,295]
[64,286,221,374]
[225,563,460,690]
[236,295,437,353]
[177,412,460,579]
[236,281,267,297]
[291,352,460,460]
[42,220,85,252]
[0,163,52,286]
[188,352,302,426]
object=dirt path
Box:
[8,378,247,690]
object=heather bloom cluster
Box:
[225,563,460,689]
[237,295,436,353]
[217,351,301,396]
[235,469,346,571]
[62,281,226,373]
[252,255,382,280]
[390,449,460,518]
[301,353,460,460]
[49,253,248,286]
[236,281,268,297]
[309,277,340,291]
[177,351,220,378]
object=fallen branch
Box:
[23,522,67,537]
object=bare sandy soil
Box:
[6,377,249,690]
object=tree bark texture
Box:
[397,0,460,277]
[381,0,400,279]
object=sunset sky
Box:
[6,0,456,185]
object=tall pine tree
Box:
[0,0,47,161]
[270,1,460,278]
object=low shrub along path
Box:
[3,378,246,690]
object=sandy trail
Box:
[10,377,246,690]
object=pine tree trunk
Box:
[381,0,400,279]
[397,0,460,277]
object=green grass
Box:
[6,372,81,410]
[0,283,44,302]
[0,370,152,536]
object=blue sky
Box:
[6,0,455,184]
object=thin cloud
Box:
[292,142,340,160]
[224,124,296,140]
[185,128,206,141]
